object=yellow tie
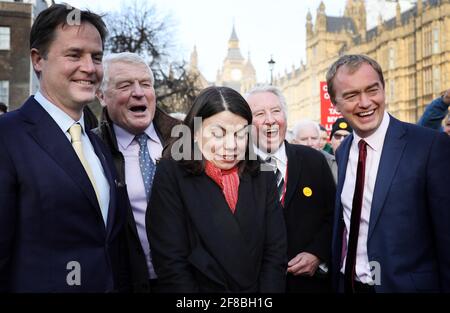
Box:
[69,123,100,205]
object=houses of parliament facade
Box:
[208,0,450,126]
[274,0,450,126]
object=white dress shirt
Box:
[340,111,390,284]
[35,91,110,225]
[254,142,288,180]
[114,123,162,279]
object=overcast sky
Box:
[57,0,414,83]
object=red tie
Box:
[344,139,367,293]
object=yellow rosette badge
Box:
[302,187,312,197]
[339,122,348,129]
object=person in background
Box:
[417,88,450,136]
[147,86,287,293]
[319,124,333,154]
[292,119,337,183]
[330,117,353,154]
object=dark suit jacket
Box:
[0,97,128,292]
[332,116,450,292]
[283,143,336,292]
[146,159,287,293]
[93,107,179,292]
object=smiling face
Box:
[195,110,249,170]
[332,63,386,138]
[247,91,287,153]
[31,22,103,120]
[98,61,156,135]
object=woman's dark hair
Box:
[164,86,259,175]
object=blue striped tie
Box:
[136,134,156,200]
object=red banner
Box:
[320,81,342,136]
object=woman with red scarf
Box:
[146,86,287,293]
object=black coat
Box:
[147,159,288,293]
[283,143,336,292]
[93,107,179,292]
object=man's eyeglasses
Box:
[332,133,349,140]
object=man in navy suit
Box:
[327,54,450,293]
[0,4,128,292]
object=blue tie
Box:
[136,134,156,200]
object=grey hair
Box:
[100,52,154,91]
[244,85,288,118]
[292,119,320,138]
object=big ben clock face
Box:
[231,69,242,81]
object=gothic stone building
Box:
[276,0,450,127]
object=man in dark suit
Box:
[0,4,128,292]
[94,52,179,292]
[327,54,450,293]
[246,86,336,292]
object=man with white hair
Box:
[292,120,337,183]
[94,52,179,292]
[246,85,335,292]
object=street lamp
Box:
[268,55,275,85]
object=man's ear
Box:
[30,48,44,75]
[96,89,107,107]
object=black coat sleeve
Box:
[146,159,198,292]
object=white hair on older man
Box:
[292,119,321,149]
[100,52,154,92]
[244,85,288,117]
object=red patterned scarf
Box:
[205,161,240,213]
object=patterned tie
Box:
[344,139,368,293]
[136,133,156,200]
[266,157,285,203]
[69,123,100,204]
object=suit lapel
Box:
[88,130,115,235]
[368,117,407,240]
[332,133,353,281]
[283,142,302,208]
[335,134,353,214]
[21,97,103,222]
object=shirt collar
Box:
[352,111,390,152]
[254,142,288,166]
[113,122,161,150]
[34,91,85,134]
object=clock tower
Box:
[216,25,256,94]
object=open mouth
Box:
[265,127,279,138]
[129,105,147,113]
[356,109,375,118]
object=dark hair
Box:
[326,54,385,104]
[0,102,7,113]
[164,86,259,175]
[30,3,107,58]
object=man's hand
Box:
[287,252,321,276]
